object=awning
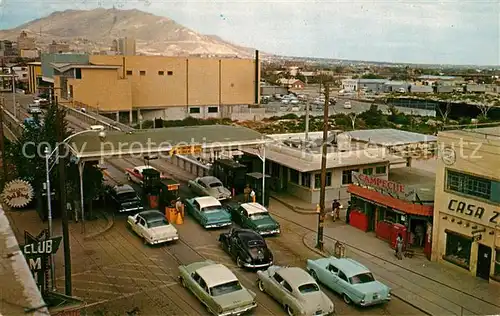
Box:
[348,184,433,217]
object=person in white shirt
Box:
[250,189,256,203]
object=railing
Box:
[60,104,122,132]
[2,106,23,138]
[70,101,134,132]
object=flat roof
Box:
[389,166,436,201]
[68,125,266,160]
[440,126,500,140]
[343,129,437,146]
[1,207,49,315]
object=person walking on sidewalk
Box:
[331,199,341,222]
[395,233,404,260]
[250,189,256,203]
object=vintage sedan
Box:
[188,176,232,200]
[127,210,178,245]
[178,260,257,316]
[185,196,232,229]
[226,202,280,236]
[257,266,334,316]
[125,165,168,184]
[219,228,273,269]
[306,257,391,306]
[107,184,144,213]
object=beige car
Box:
[257,266,334,316]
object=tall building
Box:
[431,126,500,284]
[110,39,118,52]
[117,37,136,56]
[48,41,70,54]
[17,31,36,50]
[0,40,15,56]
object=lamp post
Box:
[44,125,106,292]
[255,138,267,206]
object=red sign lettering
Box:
[358,174,405,194]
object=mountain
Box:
[0,8,259,57]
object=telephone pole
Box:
[0,97,7,189]
[57,97,72,296]
[316,83,330,251]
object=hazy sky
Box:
[0,0,498,65]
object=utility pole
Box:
[316,83,329,251]
[12,75,16,118]
[0,97,7,189]
[305,95,310,141]
[57,98,72,296]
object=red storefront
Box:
[347,172,434,259]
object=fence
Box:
[170,154,211,178]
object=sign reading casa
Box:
[447,198,500,227]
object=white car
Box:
[290,99,299,105]
[343,101,352,109]
[281,99,290,104]
[127,210,179,245]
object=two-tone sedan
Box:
[125,165,168,184]
[307,257,391,306]
[257,265,335,316]
[219,228,273,269]
[179,260,257,316]
[127,210,179,245]
[188,176,232,200]
[184,196,232,229]
[226,202,280,236]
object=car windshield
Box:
[201,205,223,213]
[210,280,242,297]
[350,273,375,284]
[147,218,169,228]
[117,192,138,201]
[209,182,222,188]
[298,283,320,294]
[249,212,270,221]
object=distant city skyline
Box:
[0,0,498,66]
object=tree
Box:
[348,112,358,130]
[361,73,385,79]
[476,101,495,119]
[437,101,452,125]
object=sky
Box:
[0,0,498,65]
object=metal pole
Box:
[305,96,310,141]
[12,75,16,118]
[316,83,329,251]
[0,101,7,189]
[44,148,56,291]
[79,161,85,233]
[262,144,266,206]
[57,100,72,296]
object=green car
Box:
[226,202,280,236]
[185,196,232,229]
[178,260,257,316]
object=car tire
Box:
[309,270,318,281]
[179,277,186,288]
[343,293,352,305]
[285,305,294,316]
[126,174,131,181]
[236,256,244,268]
[257,280,265,292]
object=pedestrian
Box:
[415,224,424,247]
[175,197,184,218]
[244,184,251,202]
[250,188,256,203]
[395,233,404,260]
[331,199,341,222]
[345,201,352,224]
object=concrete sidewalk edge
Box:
[301,232,432,316]
[83,210,114,240]
[271,195,317,214]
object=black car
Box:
[107,184,144,213]
[219,228,273,269]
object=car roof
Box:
[194,196,221,208]
[234,229,265,244]
[329,258,371,278]
[196,263,238,287]
[277,267,314,288]
[241,203,268,215]
[113,184,135,194]
[200,176,221,184]
[135,165,156,172]
[138,210,165,222]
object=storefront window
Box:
[314,172,332,188]
[363,168,373,175]
[342,169,359,185]
[495,249,500,276]
[301,173,311,188]
[290,169,299,184]
[444,231,471,269]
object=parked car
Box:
[33,97,49,107]
[290,98,300,105]
[127,210,178,245]
[125,165,168,184]
[281,99,290,105]
[107,184,144,213]
[343,101,352,109]
[27,104,42,114]
[257,265,334,316]
[306,257,391,306]
[184,196,232,229]
[225,202,280,236]
[178,260,257,316]
[219,228,273,269]
[188,176,232,200]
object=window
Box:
[350,273,375,284]
[158,70,164,75]
[376,166,387,174]
[290,169,299,184]
[495,249,500,276]
[283,281,293,293]
[444,231,471,269]
[446,170,491,200]
[126,70,133,75]
[363,168,373,175]
[167,71,173,75]
[314,172,332,188]
[301,172,311,188]
[327,264,338,273]
[273,273,284,283]
[338,271,348,282]
[189,107,200,114]
[208,106,218,113]
[342,169,359,185]
[139,70,146,76]
[211,280,242,296]
[75,68,82,79]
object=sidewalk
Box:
[269,197,500,316]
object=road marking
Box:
[73,287,124,295]
[103,267,174,276]
[83,282,178,308]
[72,280,139,289]
[95,275,170,283]
[55,263,124,279]
[119,263,172,269]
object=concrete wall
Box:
[431,129,500,284]
[41,53,89,79]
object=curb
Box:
[301,232,432,316]
[83,210,114,240]
[271,196,317,214]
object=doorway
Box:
[476,244,492,280]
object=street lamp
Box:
[44,125,106,291]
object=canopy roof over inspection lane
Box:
[68,125,268,160]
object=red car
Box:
[125,166,168,184]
